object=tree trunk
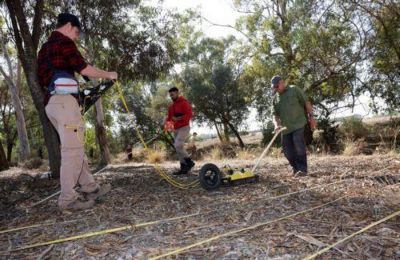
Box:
[225,119,245,148]
[27,72,61,177]
[7,138,13,162]
[0,140,9,171]
[86,39,111,165]
[0,60,31,161]
[222,122,230,143]
[94,96,111,165]
[6,0,61,177]
[214,122,223,142]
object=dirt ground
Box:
[1,154,400,259]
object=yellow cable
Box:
[3,213,201,253]
[303,209,400,260]
[0,178,348,235]
[149,196,348,259]
[0,219,81,235]
[115,81,199,189]
[1,179,353,250]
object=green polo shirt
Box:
[272,85,308,135]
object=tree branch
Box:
[201,16,253,42]
[6,0,36,60]
[32,0,44,51]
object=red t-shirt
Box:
[167,96,193,129]
[37,31,88,105]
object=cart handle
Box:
[251,127,287,174]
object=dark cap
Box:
[56,13,82,30]
[271,75,282,88]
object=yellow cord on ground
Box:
[0,178,348,235]
[150,196,347,259]
[0,178,357,251]
[303,208,400,260]
[4,213,201,252]
[0,220,79,235]
[115,81,199,189]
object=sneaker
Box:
[294,171,307,177]
[59,199,95,212]
[84,184,111,201]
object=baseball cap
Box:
[271,75,282,88]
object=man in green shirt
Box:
[271,76,316,177]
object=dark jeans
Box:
[282,127,307,173]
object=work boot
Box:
[59,199,95,212]
[183,157,195,172]
[294,171,307,177]
[173,163,188,175]
[84,184,111,201]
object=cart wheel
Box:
[199,163,222,190]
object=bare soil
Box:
[1,154,400,259]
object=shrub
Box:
[23,157,43,169]
[340,117,369,140]
[314,117,341,153]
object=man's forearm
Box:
[305,101,313,116]
[81,65,112,79]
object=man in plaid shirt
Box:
[38,13,117,211]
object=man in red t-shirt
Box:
[37,13,117,211]
[166,87,195,175]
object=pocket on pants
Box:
[60,121,84,149]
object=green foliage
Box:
[355,1,400,113]
[178,37,252,146]
[314,117,341,153]
[147,85,170,125]
[84,126,98,159]
[2,0,400,164]
[234,0,366,123]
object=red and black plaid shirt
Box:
[37,31,88,105]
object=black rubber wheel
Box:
[199,163,222,190]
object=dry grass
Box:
[145,149,166,164]
[112,148,166,164]
[236,149,257,160]
[112,152,130,164]
[342,139,366,156]
[206,146,224,160]
[269,147,283,158]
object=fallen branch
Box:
[36,244,54,260]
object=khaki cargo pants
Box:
[174,125,190,163]
[45,95,98,208]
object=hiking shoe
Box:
[59,199,95,212]
[294,171,307,177]
[173,163,189,175]
[84,184,111,201]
